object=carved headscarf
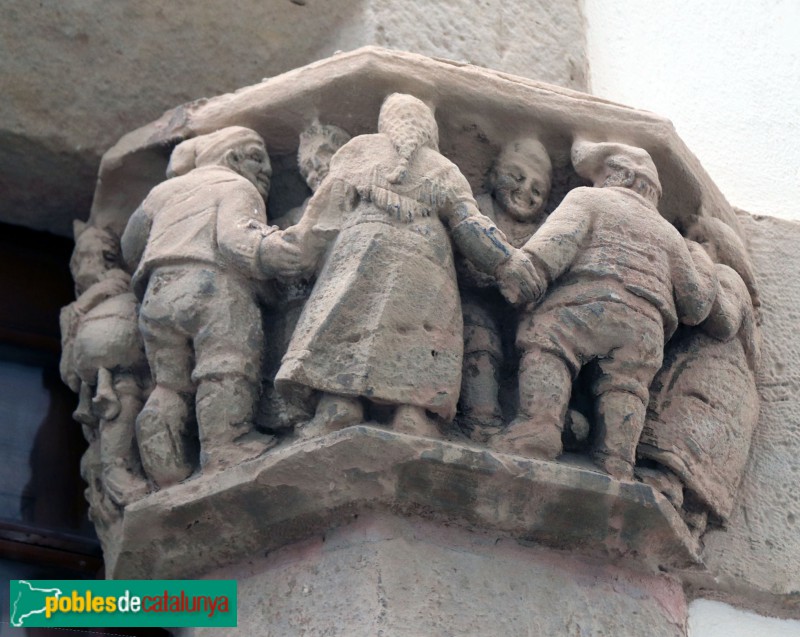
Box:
[166,126,266,178]
[378,93,439,184]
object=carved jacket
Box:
[121,165,275,298]
[522,186,718,337]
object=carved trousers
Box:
[517,295,664,422]
[138,265,263,391]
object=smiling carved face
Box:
[491,148,552,223]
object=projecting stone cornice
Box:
[89,46,740,239]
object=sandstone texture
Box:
[177,513,688,637]
[88,47,740,239]
[53,47,797,629]
[688,211,800,618]
[110,426,698,580]
[0,0,587,235]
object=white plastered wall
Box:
[584,0,800,221]
[688,600,800,637]
[585,1,800,632]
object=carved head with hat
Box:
[571,140,662,207]
[167,126,273,199]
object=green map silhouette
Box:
[11,580,63,627]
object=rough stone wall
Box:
[0,0,587,235]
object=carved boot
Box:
[492,417,563,459]
[136,385,195,488]
[592,390,646,481]
[392,404,441,438]
[298,393,363,440]
[491,349,570,459]
[196,375,276,474]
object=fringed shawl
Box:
[333,139,465,223]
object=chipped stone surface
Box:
[176,513,688,637]
[686,211,800,618]
[110,426,699,580]
[0,1,587,235]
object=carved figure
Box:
[276,122,353,230]
[275,93,542,439]
[458,138,552,439]
[121,126,303,486]
[493,141,718,480]
[260,123,352,430]
[60,222,149,511]
[639,219,760,529]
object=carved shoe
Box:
[491,418,563,460]
[392,405,441,439]
[298,394,363,441]
[593,452,634,481]
[200,429,277,474]
[103,466,149,507]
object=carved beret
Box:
[167,126,267,178]
[571,140,661,195]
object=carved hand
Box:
[494,249,545,306]
[258,231,315,279]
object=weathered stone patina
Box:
[58,48,788,627]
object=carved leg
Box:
[99,372,149,507]
[298,393,363,440]
[196,375,275,473]
[592,332,662,481]
[592,390,646,480]
[459,302,504,440]
[136,386,195,487]
[460,349,504,437]
[392,404,440,438]
[492,350,570,459]
[137,300,197,487]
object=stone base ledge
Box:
[110,425,700,579]
[175,513,688,637]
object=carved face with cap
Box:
[167,126,273,199]
[490,138,552,223]
[298,123,351,192]
[571,140,662,206]
[70,221,121,295]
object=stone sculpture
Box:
[639,218,761,531]
[276,122,353,231]
[492,140,719,480]
[59,222,149,522]
[120,126,303,486]
[457,138,553,440]
[61,53,780,615]
[259,123,353,430]
[275,93,542,440]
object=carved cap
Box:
[167,126,267,177]
[571,140,661,196]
